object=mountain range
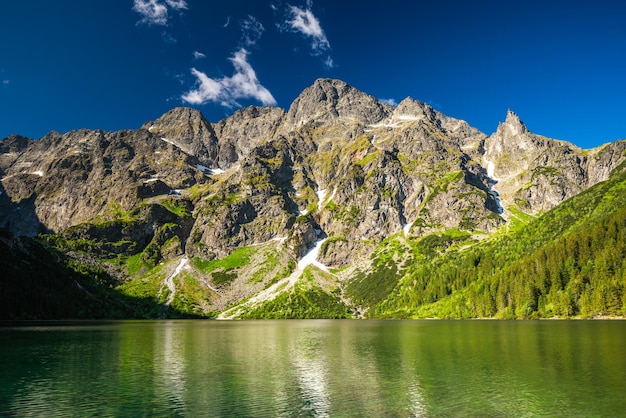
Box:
[2,78,625,319]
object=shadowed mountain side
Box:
[0,230,205,320]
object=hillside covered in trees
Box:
[348,163,626,319]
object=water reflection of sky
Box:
[158,322,187,415]
[290,327,331,417]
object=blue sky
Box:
[1,1,625,149]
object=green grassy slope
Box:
[363,165,626,318]
[0,229,201,320]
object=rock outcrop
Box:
[483,110,626,214]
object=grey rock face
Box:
[214,106,286,167]
[1,78,624,272]
[284,78,393,130]
[483,110,625,215]
[142,107,219,166]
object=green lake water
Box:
[1,320,625,417]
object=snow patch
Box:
[403,222,412,237]
[298,239,329,273]
[328,188,337,203]
[217,238,330,319]
[195,164,225,175]
[483,156,504,215]
[161,137,177,147]
[486,159,498,181]
[366,114,421,131]
[148,125,156,133]
[162,256,188,306]
[316,189,327,203]
[144,178,159,183]
[395,115,420,121]
[299,209,309,216]
[31,171,43,177]
[316,187,337,209]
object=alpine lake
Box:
[1,320,625,417]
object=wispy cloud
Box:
[160,31,177,44]
[164,0,187,9]
[380,98,397,106]
[132,0,187,26]
[223,16,231,28]
[240,15,265,47]
[193,51,206,60]
[280,1,333,67]
[181,48,276,108]
[2,80,9,88]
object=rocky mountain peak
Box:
[393,97,435,122]
[144,107,210,134]
[285,78,392,129]
[0,134,33,154]
[497,109,528,137]
[142,107,218,165]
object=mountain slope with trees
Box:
[1,79,625,319]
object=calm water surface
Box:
[1,320,625,417]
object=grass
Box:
[125,253,146,276]
[355,150,380,167]
[192,246,259,287]
[238,267,352,319]
[193,246,256,274]
[161,199,190,217]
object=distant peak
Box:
[505,109,520,122]
[312,78,349,88]
[286,78,390,127]
[499,109,528,136]
[395,97,427,112]
[159,107,206,121]
[142,107,210,131]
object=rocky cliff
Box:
[1,78,624,318]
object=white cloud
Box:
[133,0,187,26]
[181,48,276,108]
[223,16,231,28]
[240,15,265,46]
[281,1,334,67]
[164,0,187,10]
[286,6,329,51]
[193,51,206,60]
[380,98,398,106]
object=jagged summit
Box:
[144,107,212,135]
[141,106,218,164]
[285,78,392,128]
[393,97,435,121]
[496,109,528,137]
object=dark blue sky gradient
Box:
[1,0,625,148]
